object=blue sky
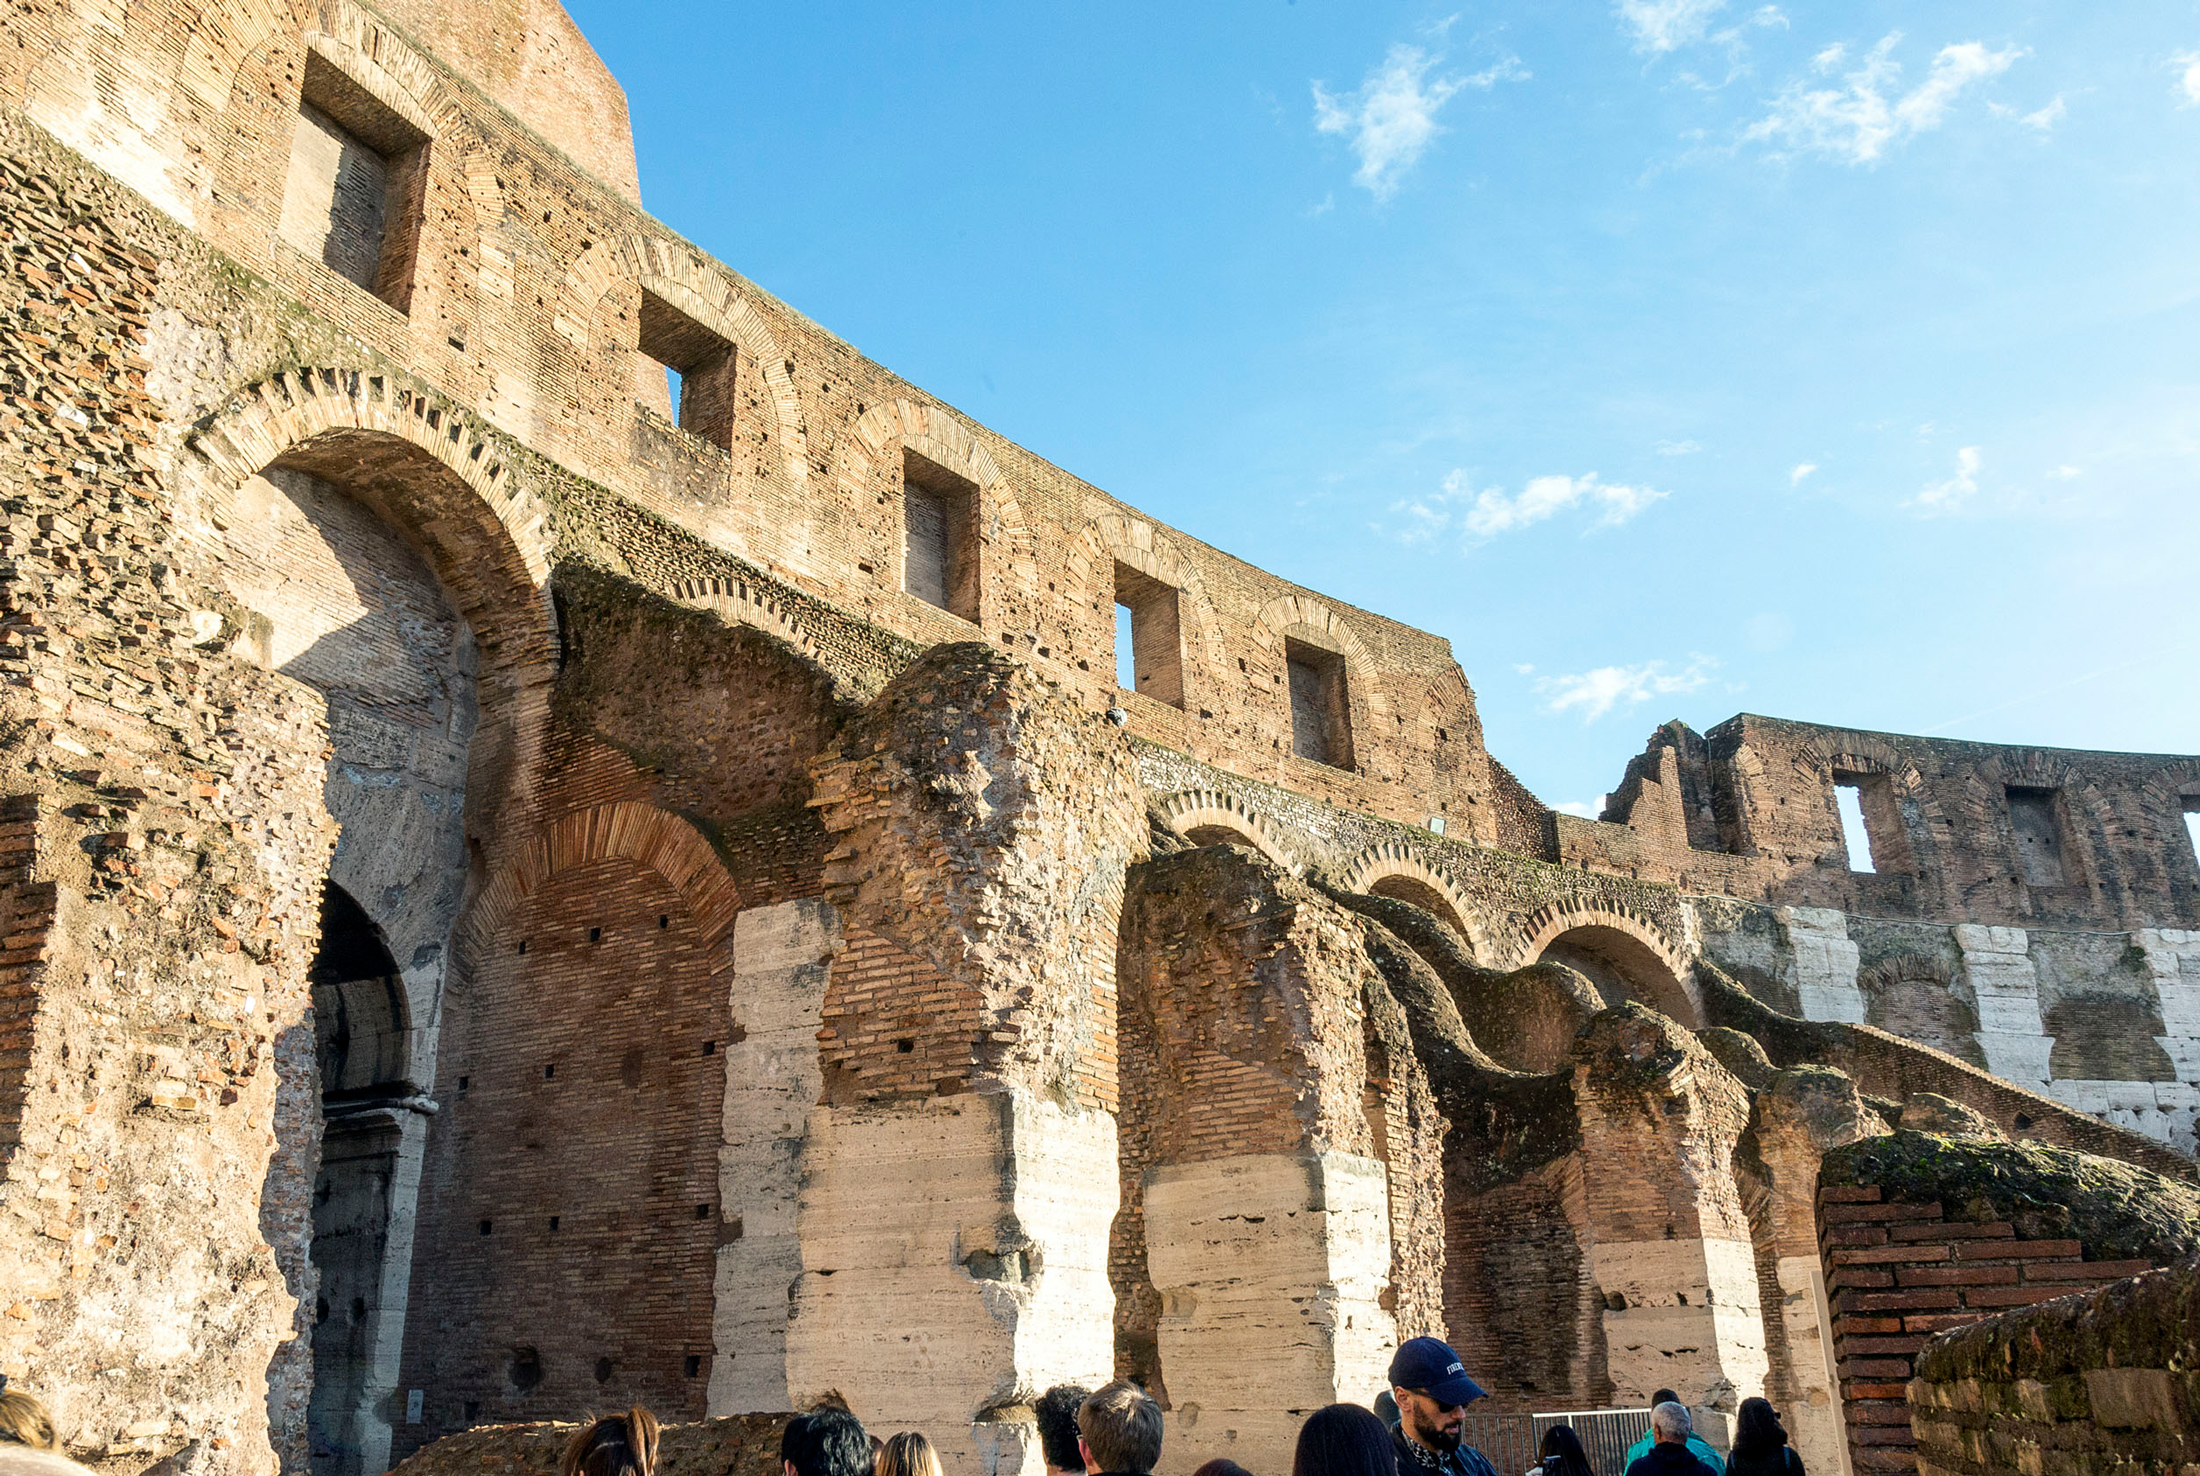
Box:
[564,0,2200,813]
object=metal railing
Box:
[1462,1408,1655,1476]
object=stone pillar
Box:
[1574,1007,1768,1442]
[1144,1152,1395,1471]
[785,1092,1119,1476]
[1746,1069,1886,1476]
[1954,925,2053,1085]
[1779,907,1865,1024]
[2141,929,2200,1082]
[712,898,839,1415]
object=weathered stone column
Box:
[1573,1007,1767,1443]
[1745,1068,1887,1476]
[1779,908,1865,1025]
[1120,849,1422,1474]
[1954,925,2052,1085]
[796,645,1146,1476]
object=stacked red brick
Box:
[1819,1184,2153,1472]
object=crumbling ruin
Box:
[0,7,2195,1476]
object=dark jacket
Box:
[1392,1426,1500,1476]
[1626,1444,1721,1476]
[1726,1451,1802,1476]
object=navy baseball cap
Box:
[1388,1337,1489,1407]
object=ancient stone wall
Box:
[1907,1254,2200,1476]
[1816,1132,2200,1475]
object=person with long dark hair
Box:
[1293,1404,1397,1476]
[1534,1425,1595,1476]
[1725,1399,1802,1476]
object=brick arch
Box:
[613,234,811,488]
[834,397,1040,613]
[1252,593,1392,725]
[454,801,743,980]
[185,366,560,794]
[1340,841,1491,962]
[666,576,821,662]
[1069,512,1230,694]
[1511,903,1700,1025]
[178,0,300,111]
[1154,790,1301,874]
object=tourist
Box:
[1191,1461,1258,1476]
[1532,1425,1595,1476]
[1623,1406,1717,1476]
[1621,1394,1722,1476]
[1293,1403,1395,1476]
[0,1387,92,1476]
[562,1409,659,1476]
[784,1408,874,1476]
[1037,1385,1094,1476]
[1387,1336,1501,1476]
[1724,1400,1800,1476]
[1076,1381,1164,1476]
[876,1432,944,1476]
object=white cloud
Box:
[1512,662,1537,675]
[2021,96,2065,132]
[1536,655,1718,723]
[2047,464,2082,480]
[1655,439,1702,456]
[1382,470,1668,542]
[2175,51,2200,107]
[1619,0,1727,55]
[1790,462,1819,485]
[1313,45,1526,200]
[1912,445,1983,514]
[1744,33,2023,164]
[1555,798,1607,819]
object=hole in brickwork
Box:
[549,1216,560,1232]
[543,1063,555,1079]
[1834,781,1877,873]
[517,939,527,955]
[479,1220,492,1236]
[895,1037,915,1053]
[684,1356,703,1378]
[2184,803,2200,870]
[659,914,670,929]
[507,1346,543,1393]
[350,1295,367,1321]
[1285,637,1353,769]
[702,1040,716,1056]
[1113,561,1185,709]
[278,49,430,311]
[315,1296,330,1325]
[588,926,602,943]
[902,449,979,620]
[694,1203,711,1220]
[2006,786,2070,886]
[464,1401,480,1423]
[637,289,738,450]
[594,1357,614,1384]
[457,1075,469,1092]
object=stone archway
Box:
[1517,906,1700,1026]
[1154,790,1300,873]
[1342,842,1489,962]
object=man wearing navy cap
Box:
[1388,1337,1500,1476]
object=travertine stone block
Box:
[1143,1151,1396,1476]
[786,1091,1118,1476]
[1781,907,1866,1024]
[1954,926,2052,1085]
[713,898,840,1415]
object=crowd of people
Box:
[0,1340,1804,1476]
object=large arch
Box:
[1154,789,1301,874]
[1514,904,1701,1027]
[1340,841,1490,963]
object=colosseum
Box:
[0,6,2195,1476]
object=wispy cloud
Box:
[1912,445,1983,514]
[2174,51,2200,107]
[1619,0,1728,55]
[1536,655,1719,723]
[1790,462,1819,485]
[1313,44,1527,200]
[1991,95,2065,133]
[1383,470,1668,543]
[1655,439,1702,456]
[1555,798,1607,819]
[1744,33,2022,164]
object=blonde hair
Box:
[875,1432,943,1476]
[560,1409,659,1476]
[0,1390,60,1452]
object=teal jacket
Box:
[1624,1435,1725,1476]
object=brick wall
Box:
[1819,1185,2159,1473]
[1907,1254,2200,1476]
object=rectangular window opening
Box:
[279,49,429,312]
[638,289,737,450]
[2181,800,2199,872]
[1285,637,1353,770]
[1112,562,1184,709]
[2006,785,2069,887]
[1834,781,1876,873]
[902,449,979,620]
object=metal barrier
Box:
[1462,1408,1655,1476]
